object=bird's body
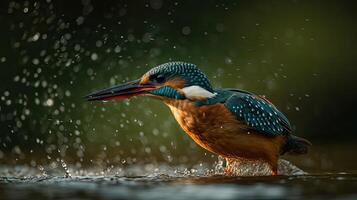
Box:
[161,89,289,174]
[86,62,311,176]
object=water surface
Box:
[1,161,356,200]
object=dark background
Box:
[0,0,356,172]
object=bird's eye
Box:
[155,74,165,83]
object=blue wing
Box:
[224,90,292,136]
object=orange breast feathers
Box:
[164,99,245,151]
[163,99,286,168]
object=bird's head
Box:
[85,62,215,102]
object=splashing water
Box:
[60,159,72,178]
[214,156,306,176]
[0,156,305,179]
[2,157,355,200]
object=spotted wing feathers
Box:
[224,92,292,136]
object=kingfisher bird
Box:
[86,62,311,175]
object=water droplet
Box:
[91,53,98,61]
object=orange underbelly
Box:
[165,99,286,165]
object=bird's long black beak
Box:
[85,79,158,101]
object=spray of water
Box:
[214,156,306,176]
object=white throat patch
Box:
[181,85,216,100]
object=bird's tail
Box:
[281,135,312,155]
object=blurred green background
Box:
[0,0,356,172]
